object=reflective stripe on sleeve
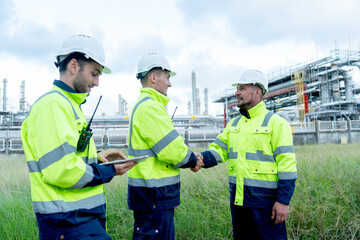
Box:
[28,142,76,173]
[209,149,223,163]
[82,156,98,164]
[278,171,297,180]
[128,175,180,188]
[27,161,40,173]
[151,129,180,154]
[213,137,228,151]
[174,149,191,168]
[273,146,295,156]
[32,193,105,214]
[70,164,94,188]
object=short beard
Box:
[73,72,89,94]
[237,98,252,110]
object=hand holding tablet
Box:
[100,155,149,165]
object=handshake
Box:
[191,152,204,172]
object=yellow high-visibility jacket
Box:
[205,101,297,207]
[21,80,115,228]
[127,87,197,211]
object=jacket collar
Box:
[53,80,88,105]
[240,101,266,119]
[140,87,170,106]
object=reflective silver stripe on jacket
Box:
[82,156,98,164]
[228,147,238,159]
[261,112,274,127]
[70,164,94,189]
[278,171,297,180]
[27,142,76,172]
[231,116,242,126]
[213,137,227,151]
[229,176,236,184]
[128,175,180,188]
[128,97,156,157]
[273,146,295,156]
[128,96,185,164]
[209,150,223,163]
[27,142,94,188]
[174,149,192,168]
[26,90,80,120]
[244,178,278,189]
[32,193,105,214]
[246,150,275,162]
[152,129,180,154]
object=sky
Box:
[1,0,360,117]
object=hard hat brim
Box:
[232,82,253,87]
[102,66,111,74]
[232,82,268,94]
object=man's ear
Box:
[68,58,79,74]
[149,72,157,84]
[255,85,263,97]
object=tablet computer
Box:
[100,155,149,165]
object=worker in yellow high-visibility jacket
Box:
[199,70,297,240]
[127,53,203,240]
[21,34,136,240]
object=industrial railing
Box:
[0,128,223,154]
[1,120,360,154]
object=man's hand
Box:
[114,161,137,175]
[191,152,204,172]
[271,201,290,224]
[97,149,127,163]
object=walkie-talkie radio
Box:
[77,96,102,152]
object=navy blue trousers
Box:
[230,204,287,240]
[132,209,175,240]
[38,217,111,240]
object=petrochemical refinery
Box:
[0,48,360,153]
[215,49,360,124]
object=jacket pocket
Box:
[250,162,278,182]
[251,164,277,175]
[251,127,272,150]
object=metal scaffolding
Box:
[214,49,360,124]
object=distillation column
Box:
[342,71,354,111]
[3,78,7,111]
[20,80,26,111]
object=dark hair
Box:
[140,67,164,86]
[58,52,92,73]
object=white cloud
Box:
[0,0,359,117]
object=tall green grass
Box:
[0,154,38,239]
[288,144,360,239]
[1,144,359,239]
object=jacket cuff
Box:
[84,164,116,187]
[179,152,197,168]
[201,151,218,168]
[276,179,296,205]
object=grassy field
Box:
[0,144,359,239]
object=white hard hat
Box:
[55,34,111,74]
[136,53,176,80]
[232,70,268,94]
